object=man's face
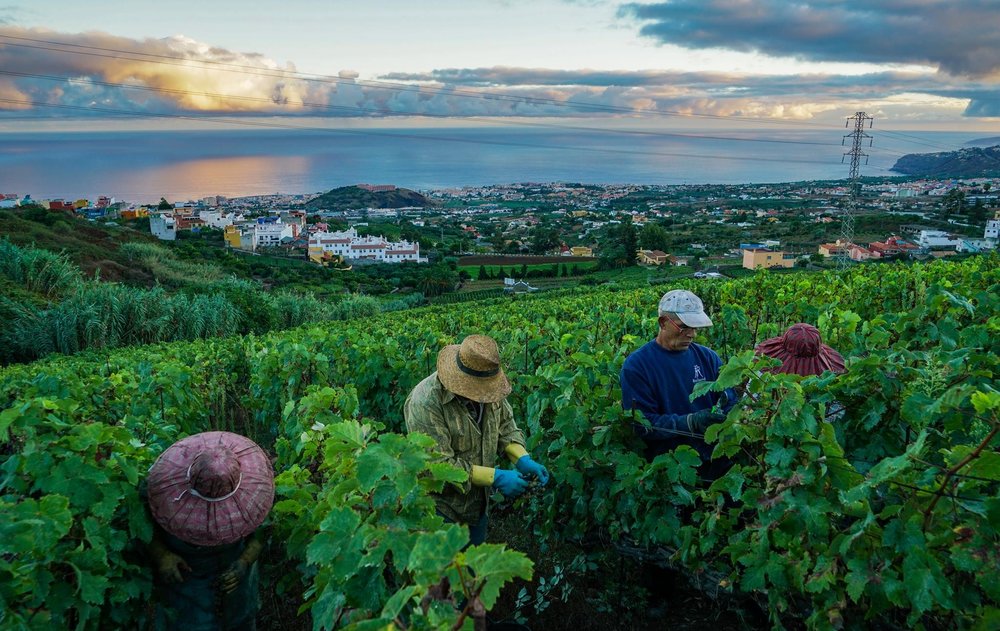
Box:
[657,315,698,351]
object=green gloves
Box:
[493,469,530,498]
[685,409,726,434]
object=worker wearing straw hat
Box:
[145,431,274,630]
[405,334,550,545]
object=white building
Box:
[198,209,243,230]
[252,218,295,249]
[915,229,962,250]
[958,239,995,253]
[150,213,177,241]
[308,227,425,264]
[985,211,1000,242]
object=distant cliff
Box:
[892,145,1000,177]
[304,186,434,210]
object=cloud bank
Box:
[620,0,1000,79]
[0,22,997,123]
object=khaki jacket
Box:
[403,372,526,524]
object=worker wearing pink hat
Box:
[145,431,274,630]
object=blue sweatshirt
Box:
[620,340,734,460]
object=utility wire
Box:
[0,33,845,127]
[0,97,850,167]
[0,69,840,148]
[1,31,971,155]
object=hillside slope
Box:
[892,144,1000,177]
[304,185,434,210]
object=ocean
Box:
[0,126,990,203]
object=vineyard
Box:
[1,254,998,629]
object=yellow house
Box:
[224,224,242,249]
[637,249,668,265]
[742,249,796,270]
[818,240,849,257]
[570,246,593,257]
[120,208,150,220]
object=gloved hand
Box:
[218,559,250,594]
[492,469,530,498]
[515,455,550,486]
[685,408,726,434]
[156,551,191,584]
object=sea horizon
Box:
[0,126,992,204]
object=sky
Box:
[1,0,998,132]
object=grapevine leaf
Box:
[0,407,17,441]
[380,585,419,620]
[902,551,954,616]
[971,388,1000,415]
[844,557,869,602]
[461,544,533,608]
[426,461,468,485]
[407,525,468,584]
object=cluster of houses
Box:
[0,194,132,219]
[307,227,426,265]
[149,202,428,265]
[817,216,999,263]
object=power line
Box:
[0,34,812,124]
[2,30,963,151]
[0,70,840,149]
[0,97,848,167]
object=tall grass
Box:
[0,239,81,298]
[1,242,425,364]
[120,240,225,288]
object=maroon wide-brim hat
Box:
[147,431,274,547]
[755,323,846,377]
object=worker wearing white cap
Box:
[620,289,735,469]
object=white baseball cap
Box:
[658,289,713,328]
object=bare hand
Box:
[157,552,191,584]
[218,559,249,594]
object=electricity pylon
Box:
[840,112,873,269]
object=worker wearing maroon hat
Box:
[144,431,274,630]
[754,323,846,377]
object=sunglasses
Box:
[664,317,697,335]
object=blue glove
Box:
[492,469,529,498]
[515,455,550,486]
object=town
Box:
[3,178,997,293]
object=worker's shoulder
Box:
[689,342,721,358]
[406,372,445,405]
[621,339,658,368]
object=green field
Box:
[459,261,598,277]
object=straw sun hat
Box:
[146,431,274,547]
[436,334,512,403]
[754,323,846,377]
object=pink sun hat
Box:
[147,431,274,547]
[754,323,846,377]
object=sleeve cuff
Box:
[471,465,495,487]
[504,443,528,463]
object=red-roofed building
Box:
[868,236,919,259]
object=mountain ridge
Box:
[892,145,1000,178]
